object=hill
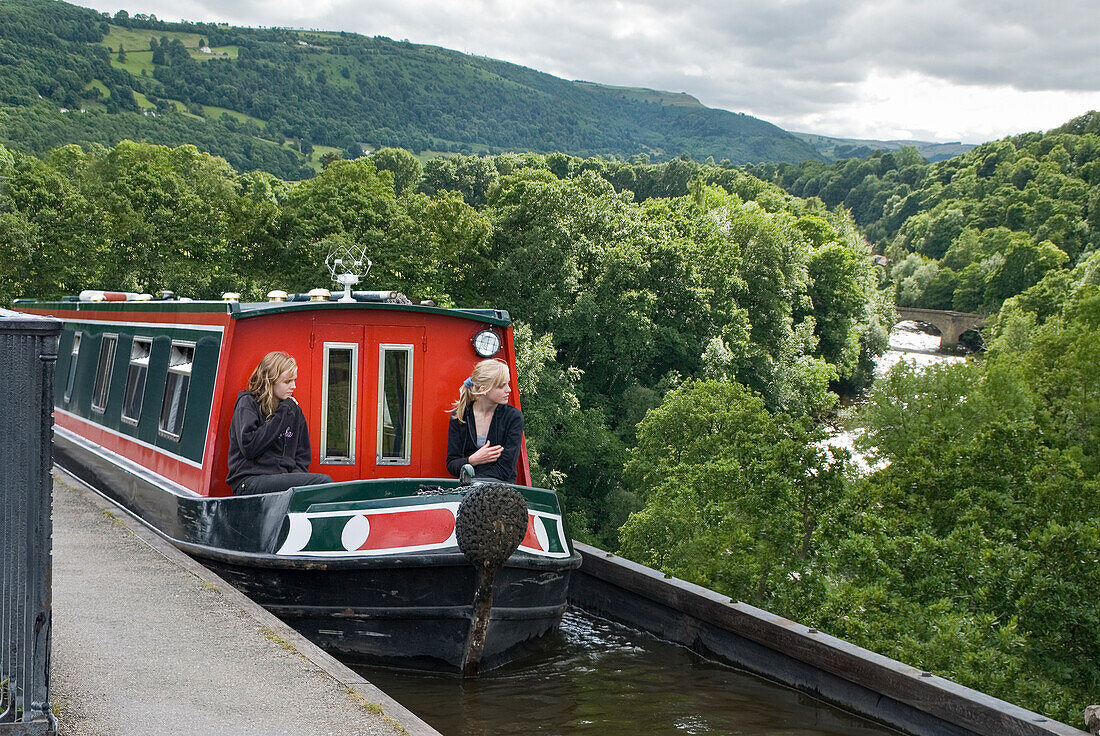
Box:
[792,132,974,162]
[0,0,825,176]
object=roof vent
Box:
[221,292,240,302]
[267,290,289,302]
[307,288,331,302]
[325,241,372,303]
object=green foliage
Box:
[369,147,422,195]
[0,137,887,553]
[827,269,1100,723]
[613,253,1100,725]
[512,322,629,544]
[619,379,849,601]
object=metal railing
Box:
[0,309,61,735]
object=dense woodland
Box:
[2,0,1099,727]
[747,112,1100,319]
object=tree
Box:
[512,322,627,545]
[807,239,869,376]
[80,141,240,296]
[985,239,1069,309]
[371,147,422,195]
[619,379,849,602]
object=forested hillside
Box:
[0,0,823,173]
[749,112,1100,318]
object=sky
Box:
[79,0,1100,145]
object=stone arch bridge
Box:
[895,307,985,346]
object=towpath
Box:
[49,468,441,736]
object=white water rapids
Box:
[825,321,967,473]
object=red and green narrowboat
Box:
[16,287,580,672]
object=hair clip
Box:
[463,377,474,389]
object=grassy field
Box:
[104,25,203,52]
[109,48,155,77]
[279,141,344,172]
[574,81,703,107]
[83,79,110,98]
[200,105,264,126]
[102,25,238,75]
[132,91,155,109]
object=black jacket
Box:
[446,403,523,483]
[226,391,313,489]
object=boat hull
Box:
[53,428,580,672]
[203,554,571,671]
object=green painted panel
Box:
[55,324,221,465]
[19,300,237,316]
[539,516,565,554]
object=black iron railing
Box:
[0,309,61,736]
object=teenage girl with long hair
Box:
[445,358,523,483]
[226,351,332,495]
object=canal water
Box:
[357,610,899,736]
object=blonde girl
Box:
[445,358,524,483]
[226,351,332,494]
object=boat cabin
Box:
[16,290,531,497]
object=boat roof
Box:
[13,298,512,327]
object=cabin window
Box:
[321,343,358,464]
[377,344,413,465]
[159,342,194,439]
[122,338,152,425]
[64,332,81,402]
[90,334,118,413]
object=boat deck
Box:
[49,468,440,736]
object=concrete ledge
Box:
[569,542,1085,736]
[53,467,441,736]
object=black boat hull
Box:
[203,554,571,671]
[53,428,580,672]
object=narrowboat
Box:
[16,285,581,673]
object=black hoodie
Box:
[226,390,313,489]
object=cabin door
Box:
[310,324,424,481]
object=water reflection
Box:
[357,611,899,736]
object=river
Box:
[825,321,968,472]
[874,321,966,375]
